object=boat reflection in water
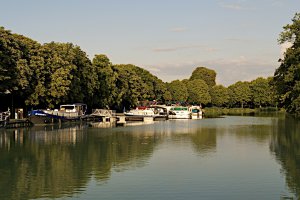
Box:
[1,115,298,199]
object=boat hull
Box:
[28,110,83,125]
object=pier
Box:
[0,119,33,129]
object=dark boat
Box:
[28,103,87,125]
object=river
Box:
[0,114,299,199]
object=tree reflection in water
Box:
[0,124,160,200]
[270,115,300,199]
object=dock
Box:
[0,119,33,129]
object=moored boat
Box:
[189,105,203,119]
[0,108,11,127]
[124,106,168,121]
[124,106,156,117]
[28,103,87,124]
[168,106,191,119]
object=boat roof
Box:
[60,103,87,107]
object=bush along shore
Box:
[203,107,285,118]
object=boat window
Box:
[61,106,75,110]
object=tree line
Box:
[0,13,299,115]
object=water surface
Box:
[0,115,299,199]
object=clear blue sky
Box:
[1,0,299,85]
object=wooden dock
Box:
[0,119,33,129]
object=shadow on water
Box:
[270,115,300,199]
[0,114,299,199]
[0,123,161,200]
[0,120,222,200]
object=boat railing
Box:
[0,109,10,122]
[91,109,116,117]
[44,110,81,118]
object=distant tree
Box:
[0,28,39,90]
[111,64,145,110]
[181,79,189,86]
[163,90,172,103]
[228,81,252,108]
[186,79,211,105]
[267,77,278,107]
[210,85,229,107]
[190,67,216,87]
[129,65,168,101]
[23,42,95,108]
[92,54,116,108]
[167,80,188,102]
[273,13,300,114]
[0,27,42,111]
[250,77,273,107]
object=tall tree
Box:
[167,80,188,102]
[210,85,229,107]
[111,64,145,110]
[186,79,211,105]
[189,67,216,88]
[228,81,252,108]
[273,13,300,114]
[24,42,93,108]
[0,27,41,111]
[92,54,116,108]
[126,65,168,102]
[250,77,273,108]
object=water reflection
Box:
[0,120,220,200]
[0,115,299,199]
[270,115,300,199]
[190,128,216,156]
[0,123,163,200]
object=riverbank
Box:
[203,107,285,118]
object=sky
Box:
[0,0,299,86]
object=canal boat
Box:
[168,106,191,119]
[124,106,168,121]
[125,106,155,117]
[189,105,203,119]
[28,103,87,124]
[0,108,11,127]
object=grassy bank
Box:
[203,107,284,118]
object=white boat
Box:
[168,106,191,119]
[189,105,203,119]
[0,108,10,127]
[124,106,156,117]
[124,106,168,121]
[124,109,155,117]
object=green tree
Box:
[273,13,300,114]
[22,42,94,109]
[67,46,94,105]
[186,79,211,105]
[250,77,273,107]
[210,85,229,107]
[0,27,20,93]
[111,64,145,110]
[163,90,172,103]
[92,54,116,108]
[167,80,188,102]
[190,67,216,88]
[126,65,168,102]
[228,81,252,108]
[0,27,41,111]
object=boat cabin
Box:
[60,103,87,115]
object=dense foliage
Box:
[273,13,300,115]
[166,80,188,102]
[210,85,229,107]
[189,67,216,88]
[0,26,278,113]
[186,79,211,105]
